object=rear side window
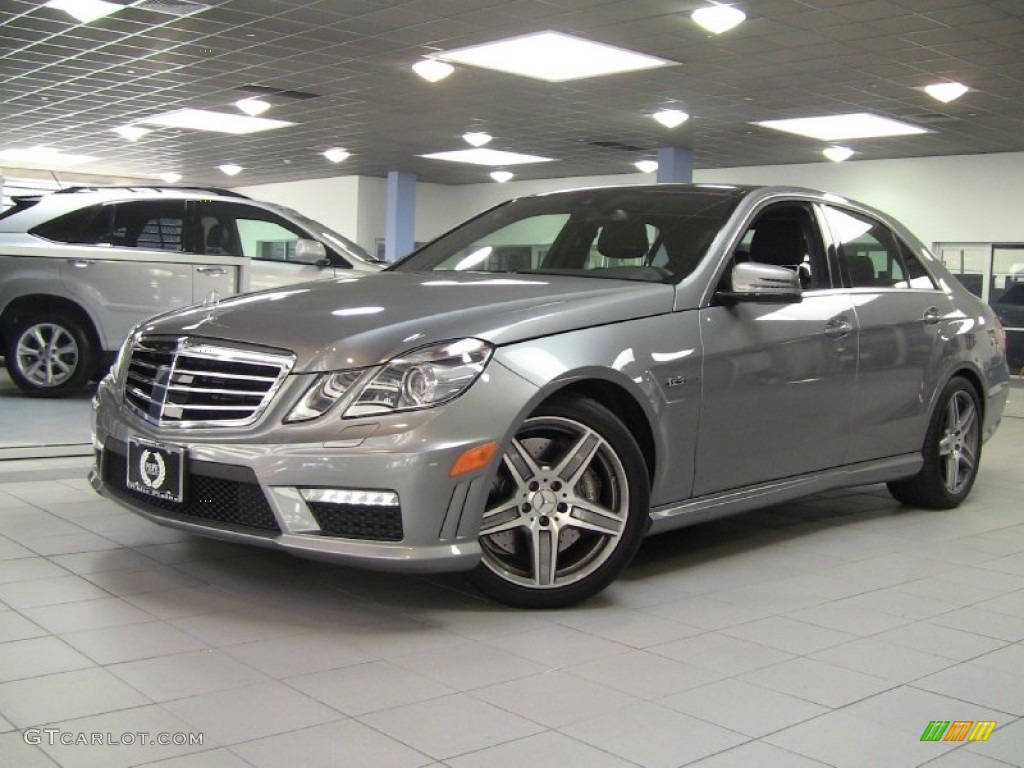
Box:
[31,201,187,252]
[824,206,936,289]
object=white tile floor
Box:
[0,385,1021,767]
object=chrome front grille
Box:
[123,336,294,427]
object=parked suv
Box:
[0,185,382,394]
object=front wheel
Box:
[4,313,97,395]
[887,376,982,509]
[467,396,650,608]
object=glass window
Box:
[111,201,186,251]
[200,203,321,263]
[397,186,745,284]
[733,203,829,289]
[30,204,113,244]
[824,206,934,289]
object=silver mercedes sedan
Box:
[90,184,1010,608]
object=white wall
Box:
[235,175,366,249]
[239,152,1024,258]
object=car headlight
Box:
[346,338,492,418]
[285,369,366,423]
[284,338,493,423]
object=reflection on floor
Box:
[0,368,94,456]
[0,384,1022,767]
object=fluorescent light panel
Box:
[159,172,182,183]
[653,109,689,129]
[490,171,514,183]
[421,148,553,166]
[323,147,349,163]
[924,82,968,103]
[691,4,746,34]
[0,147,96,166]
[437,31,675,82]
[46,0,121,24]
[412,59,454,82]
[756,113,927,141]
[113,125,151,141]
[236,98,271,116]
[218,164,243,176]
[823,146,854,162]
[141,109,293,135]
[635,160,658,174]
[463,132,492,147]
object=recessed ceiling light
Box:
[823,146,854,162]
[112,125,151,141]
[652,109,689,129]
[421,148,553,166]
[141,109,293,135]
[412,59,455,83]
[323,147,350,163]
[463,132,492,147]
[0,146,97,166]
[436,31,675,82]
[218,164,243,176]
[490,170,514,183]
[756,113,927,141]
[635,160,659,174]
[236,98,271,116]
[45,0,121,24]
[924,82,969,103]
[691,4,746,34]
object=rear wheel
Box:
[887,376,982,508]
[4,313,97,395]
[467,396,649,608]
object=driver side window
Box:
[733,203,829,290]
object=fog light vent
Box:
[300,488,403,541]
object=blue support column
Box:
[385,170,416,261]
[656,146,694,183]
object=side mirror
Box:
[294,238,328,265]
[717,262,802,304]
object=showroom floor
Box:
[0,385,1021,767]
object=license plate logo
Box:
[127,439,184,503]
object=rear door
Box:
[820,204,953,463]
[693,201,856,495]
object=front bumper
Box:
[90,359,538,573]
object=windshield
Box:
[273,204,383,265]
[394,186,745,284]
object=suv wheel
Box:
[5,313,97,395]
[468,396,650,608]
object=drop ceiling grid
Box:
[0,0,1022,185]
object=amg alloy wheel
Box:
[469,397,649,608]
[888,376,982,509]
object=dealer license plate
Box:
[126,438,185,503]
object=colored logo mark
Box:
[920,721,997,742]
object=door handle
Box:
[922,307,941,325]
[196,266,227,276]
[825,316,853,339]
[68,259,92,268]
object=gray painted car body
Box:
[90,184,1011,578]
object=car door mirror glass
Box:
[719,262,802,303]
[294,238,327,265]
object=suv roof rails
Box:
[54,185,251,199]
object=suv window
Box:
[199,202,328,265]
[30,200,187,252]
[824,206,936,289]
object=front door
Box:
[693,201,856,496]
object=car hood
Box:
[140,271,674,372]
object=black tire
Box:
[4,312,98,395]
[467,396,650,608]
[887,376,982,509]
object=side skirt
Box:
[647,453,922,535]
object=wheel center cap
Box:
[531,489,558,515]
